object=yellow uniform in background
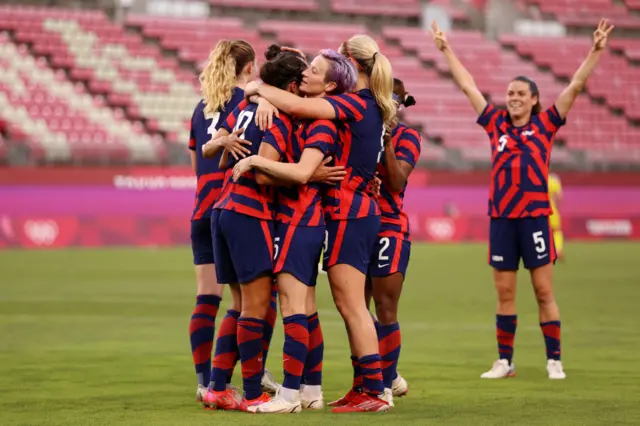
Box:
[548,173,564,258]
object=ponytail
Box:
[199,39,255,117]
[369,52,395,129]
[340,35,396,128]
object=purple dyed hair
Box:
[318,49,358,95]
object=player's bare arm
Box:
[245,81,336,120]
[252,142,291,186]
[236,148,329,185]
[202,128,251,160]
[555,19,614,119]
[382,131,414,192]
[431,20,487,115]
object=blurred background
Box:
[1,0,640,247]
[1,1,639,425]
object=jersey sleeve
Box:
[324,93,366,122]
[395,127,422,168]
[261,115,291,158]
[303,120,337,156]
[188,122,196,151]
[221,100,248,133]
[539,105,567,133]
[476,103,501,132]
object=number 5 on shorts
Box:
[532,231,546,253]
[274,236,281,260]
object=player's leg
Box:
[260,281,280,395]
[256,224,320,413]
[482,218,519,379]
[189,218,224,401]
[325,217,390,413]
[203,211,244,410]
[370,237,410,403]
[521,217,565,379]
[301,285,325,409]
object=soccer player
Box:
[548,173,564,260]
[431,19,613,379]
[245,34,395,413]
[232,48,357,413]
[202,49,308,412]
[366,78,421,403]
[187,39,255,403]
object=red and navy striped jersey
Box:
[213,101,293,220]
[189,87,245,220]
[378,123,422,241]
[265,119,337,227]
[322,89,383,220]
[478,103,566,218]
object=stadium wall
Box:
[1,167,640,249]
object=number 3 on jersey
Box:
[233,110,254,137]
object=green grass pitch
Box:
[1,242,639,425]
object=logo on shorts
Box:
[378,263,390,268]
[537,253,548,259]
[491,255,503,262]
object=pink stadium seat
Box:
[210,0,318,11]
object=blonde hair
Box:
[340,35,395,129]
[199,39,255,116]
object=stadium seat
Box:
[210,0,318,12]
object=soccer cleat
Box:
[261,369,281,395]
[391,373,408,397]
[196,384,207,403]
[546,359,566,379]
[244,392,273,413]
[381,388,394,407]
[300,385,324,410]
[255,389,302,414]
[331,392,391,413]
[481,359,516,379]
[327,388,360,407]
[203,388,245,411]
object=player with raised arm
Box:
[365,78,421,403]
[431,19,613,379]
[201,49,307,412]
[188,39,255,403]
[548,173,564,261]
[245,34,395,413]
[232,48,356,413]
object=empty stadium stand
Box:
[0,2,638,168]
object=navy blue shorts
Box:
[274,223,324,287]
[191,218,214,265]
[323,216,381,275]
[489,216,557,270]
[212,209,275,284]
[368,236,411,278]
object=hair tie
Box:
[373,52,379,62]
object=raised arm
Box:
[555,19,614,119]
[431,21,487,115]
[245,81,336,120]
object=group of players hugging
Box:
[185,19,613,414]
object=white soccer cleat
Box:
[546,359,566,379]
[300,384,324,410]
[255,388,302,414]
[381,388,395,407]
[261,369,282,395]
[196,384,208,403]
[391,373,408,397]
[481,359,516,379]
